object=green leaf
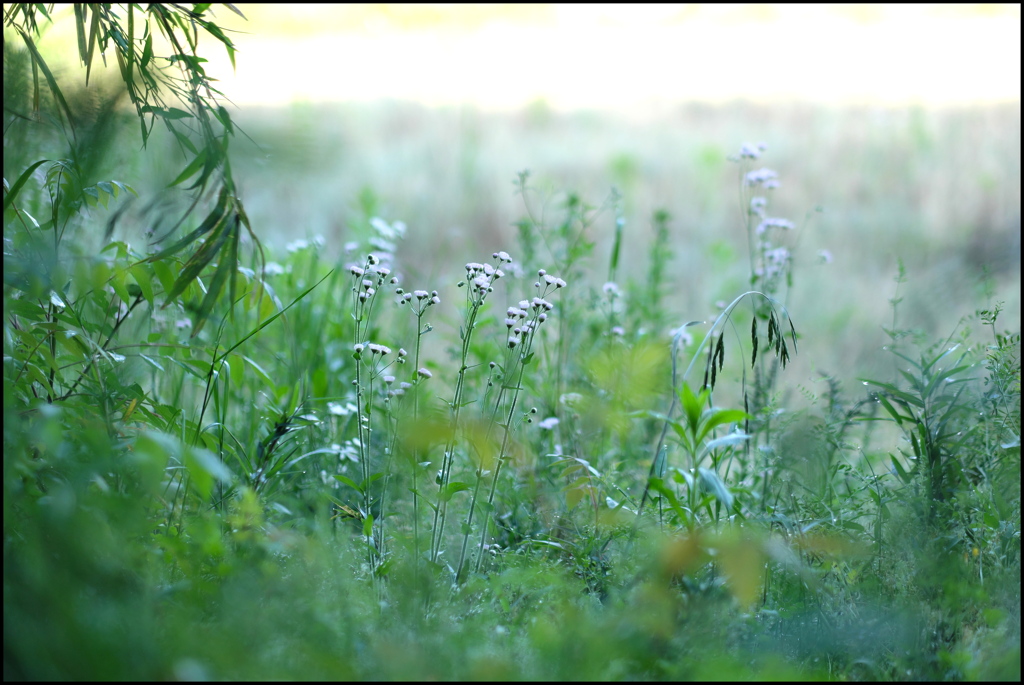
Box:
[679,382,707,438]
[185,447,233,499]
[862,379,925,409]
[168,148,208,187]
[697,408,751,444]
[701,432,751,456]
[697,467,734,511]
[17,29,75,140]
[876,393,908,426]
[440,481,471,502]
[923,364,974,398]
[332,475,362,493]
[141,32,153,69]
[891,455,912,484]
[160,209,233,305]
[129,264,155,304]
[3,159,50,212]
[647,478,692,526]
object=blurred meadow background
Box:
[141,4,1023,377]
[11,3,1020,380]
[4,3,1021,681]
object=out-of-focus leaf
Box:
[17,28,75,138]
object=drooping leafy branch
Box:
[3,2,260,334]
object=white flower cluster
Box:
[396,287,440,314]
[533,269,567,292]
[755,217,795,235]
[737,142,768,160]
[458,251,513,304]
[348,254,400,303]
[755,246,792,279]
[286,235,325,253]
[744,168,779,189]
[503,293,558,349]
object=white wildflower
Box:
[560,393,582,407]
[744,168,778,188]
[739,143,761,159]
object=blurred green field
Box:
[9,77,1017,418]
[224,99,1021,386]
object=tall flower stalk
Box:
[457,271,566,579]
[429,252,513,566]
[348,255,400,568]
[393,287,440,568]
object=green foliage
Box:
[5,2,258,336]
[4,8,1020,681]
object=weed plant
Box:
[4,6,1020,681]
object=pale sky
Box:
[193,3,1021,110]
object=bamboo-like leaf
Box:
[73,4,88,66]
[161,210,233,305]
[3,159,50,212]
[17,28,76,139]
[125,4,134,85]
[921,344,961,374]
[189,219,238,338]
[923,364,973,399]
[141,31,153,69]
[885,349,921,373]
[150,187,230,259]
[877,394,908,426]
[862,379,926,408]
[891,455,912,484]
[333,475,362,493]
[85,5,102,86]
[169,148,208,187]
